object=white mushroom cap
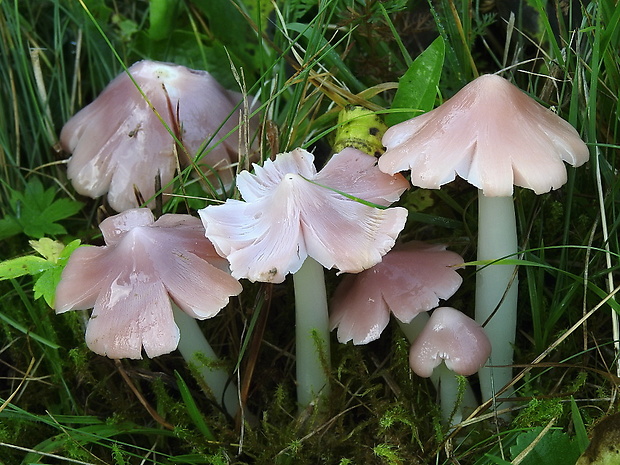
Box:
[199,147,409,283]
[330,241,464,345]
[60,60,259,212]
[379,74,589,197]
[54,208,242,359]
[409,307,491,377]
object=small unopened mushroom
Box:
[55,208,243,415]
[200,146,408,408]
[409,307,491,378]
[379,74,589,404]
[60,60,259,212]
[409,307,491,424]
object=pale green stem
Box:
[173,304,240,417]
[398,315,478,426]
[292,257,331,409]
[475,192,518,407]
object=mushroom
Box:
[330,241,464,345]
[199,146,408,408]
[60,60,259,212]
[54,208,243,415]
[329,241,480,424]
[378,74,589,405]
[409,307,491,423]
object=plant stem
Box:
[172,304,240,417]
[475,192,518,407]
[293,257,331,409]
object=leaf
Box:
[33,270,60,307]
[191,0,259,70]
[0,255,54,280]
[385,36,445,127]
[4,179,83,239]
[510,427,581,465]
[175,371,216,441]
[148,0,180,41]
[576,413,620,465]
[0,238,81,307]
[33,239,82,307]
[0,216,22,241]
[571,397,590,453]
[29,238,66,262]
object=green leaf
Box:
[0,238,82,307]
[385,36,445,127]
[33,239,82,307]
[576,413,620,465]
[148,0,180,41]
[4,179,83,239]
[29,237,66,262]
[175,371,216,441]
[510,427,581,465]
[0,216,22,240]
[0,255,54,280]
[571,397,590,453]
[191,0,259,70]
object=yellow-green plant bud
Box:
[333,105,387,157]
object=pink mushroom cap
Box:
[60,60,259,212]
[330,241,464,345]
[409,307,491,377]
[199,147,409,283]
[379,74,589,197]
[54,208,242,359]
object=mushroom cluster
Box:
[53,64,589,424]
[199,146,409,407]
[378,73,589,405]
[330,240,490,423]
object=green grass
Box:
[1,0,620,463]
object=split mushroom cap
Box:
[60,60,258,212]
[379,74,589,196]
[409,307,491,378]
[330,241,464,345]
[54,208,242,359]
[199,147,409,283]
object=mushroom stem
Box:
[293,257,331,409]
[436,363,470,426]
[172,304,240,417]
[475,192,518,406]
[397,315,478,425]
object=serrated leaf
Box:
[5,179,83,238]
[41,197,85,222]
[34,269,60,307]
[35,239,83,307]
[22,221,67,239]
[58,239,83,263]
[0,255,54,280]
[386,36,445,127]
[29,238,66,262]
